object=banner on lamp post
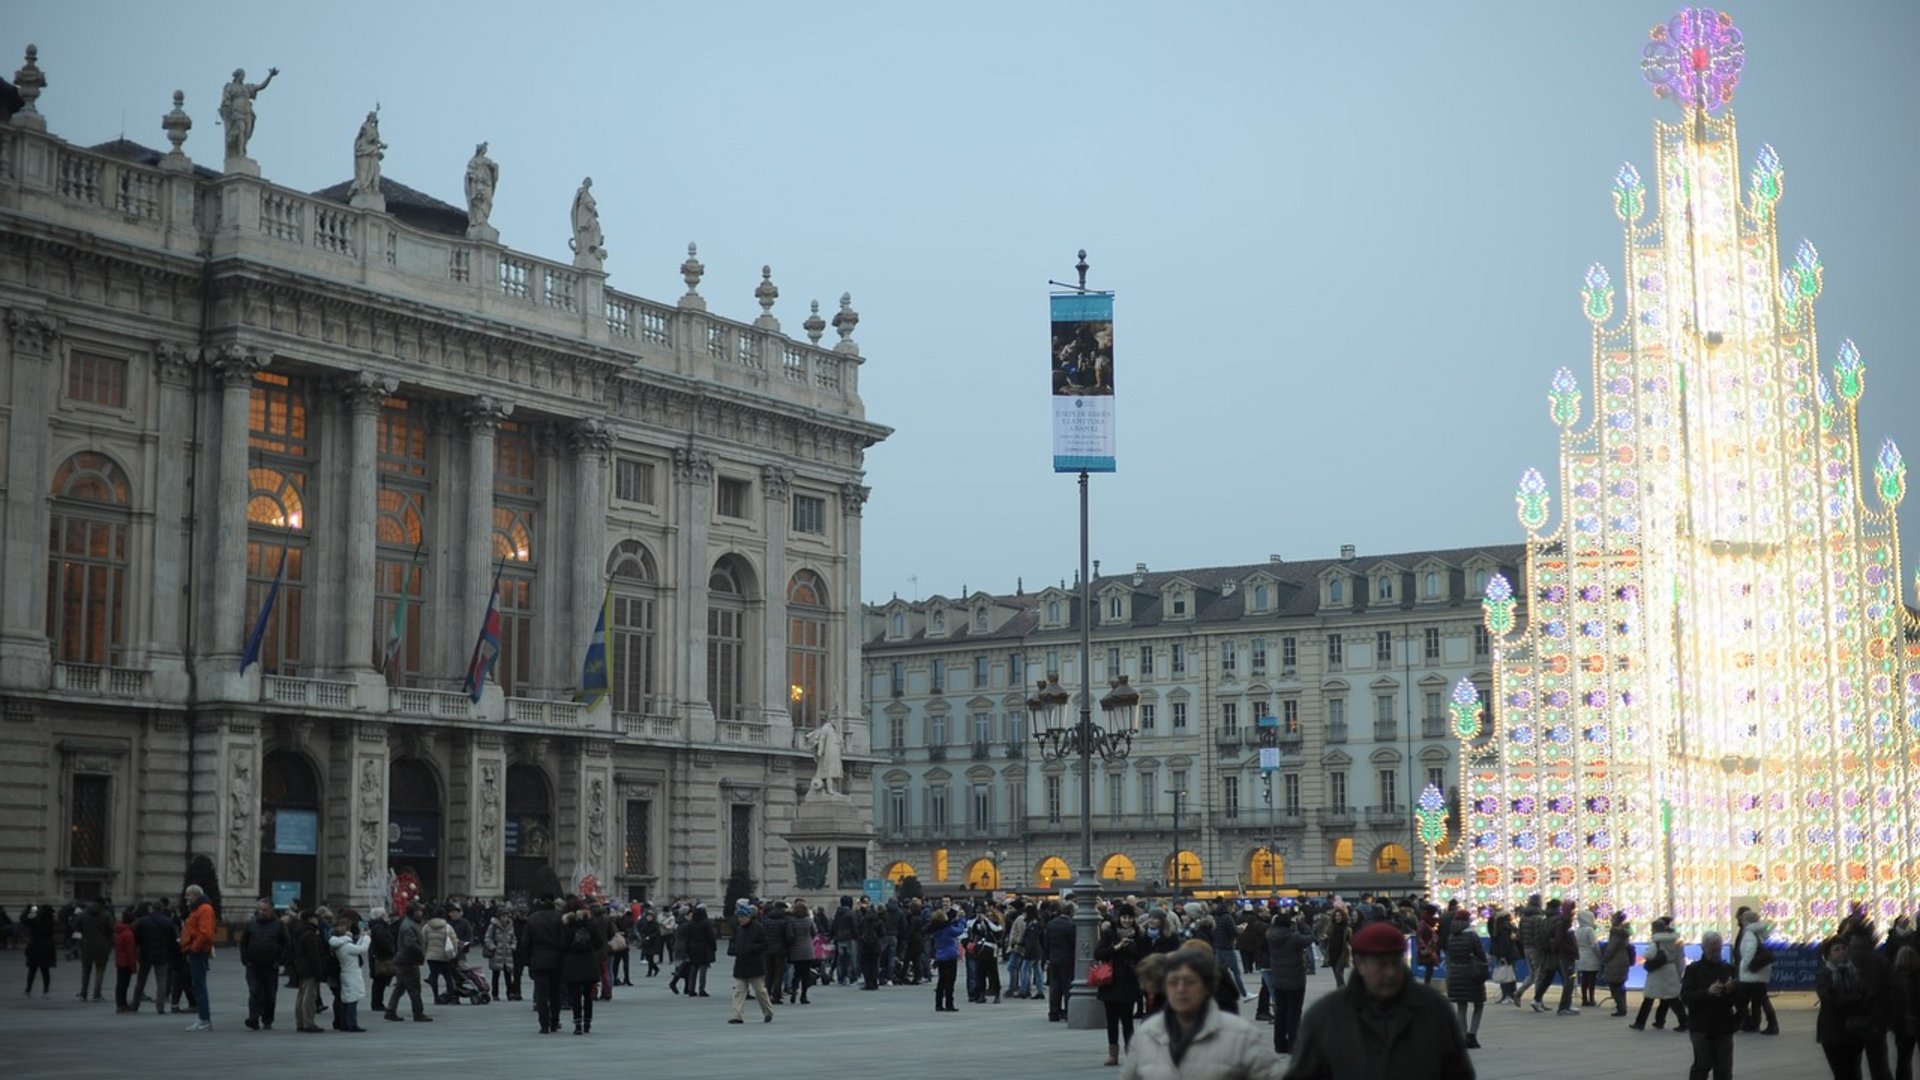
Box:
[1050,292,1115,472]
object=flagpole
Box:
[463,553,508,699]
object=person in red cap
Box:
[1282,920,1474,1080]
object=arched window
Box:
[245,466,306,674]
[608,540,659,714]
[1047,600,1061,623]
[1373,843,1411,874]
[1248,847,1285,888]
[46,452,133,665]
[931,609,945,633]
[1331,837,1354,868]
[890,612,905,637]
[259,750,321,908]
[1099,853,1136,883]
[1036,855,1072,890]
[1424,571,1439,597]
[1253,584,1270,610]
[885,861,917,884]
[491,508,536,696]
[708,557,751,722]
[1377,576,1393,600]
[974,608,988,631]
[388,757,442,897]
[1165,851,1203,890]
[966,858,1000,891]
[1329,578,1344,604]
[787,570,830,729]
[504,763,553,894]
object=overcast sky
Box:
[18,0,1919,607]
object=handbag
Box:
[1489,962,1516,983]
[609,932,628,953]
[1643,948,1668,972]
[1087,960,1114,988]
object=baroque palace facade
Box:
[0,54,887,914]
[865,545,1525,897]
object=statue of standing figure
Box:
[351,110,386,198]
[218,66,278,161]
[569,176,606,265]
[464,141,498,238]
[803,720,845,797]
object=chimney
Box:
[1132,562,1147,586]
[1269,554,1283,564]
[1092,559,1101,579]
[1340,544,1356,561]
[1221,578,1237,597]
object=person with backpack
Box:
[524,897,564,1032]
[1630,916,1688,1031]
[1733,909,1779,1035]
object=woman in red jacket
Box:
[113,907,138,1012]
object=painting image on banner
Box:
[1050,292,1115,473]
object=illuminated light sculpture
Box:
[1462,6,1920,942]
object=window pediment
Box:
[1322,749,1352,767]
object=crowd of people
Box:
[23,883,1920,1079]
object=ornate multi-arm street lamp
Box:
[1030,671,1136,1028]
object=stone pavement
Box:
[0,955,1838,1079]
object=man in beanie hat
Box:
[1283,921,1474,1080]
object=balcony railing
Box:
[970,741,993,760]
[1366,803,1407,825]
[51,663,151,698]
[506,697,583,727]
[717,720,771,745]
[1325,722,1348,743]
[1277,730,1303,746]
[1422,718,1450,739]
[261,675,357,711]
[615,712,683,741]
[391,688,473,721]
[1003,742,1025,759]
[927,745,948,761]
[1317,806,1356,826]
[1373,722,1399,741]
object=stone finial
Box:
[753,265,780,330]
[161,90,192,162]
[831,292,860,356]
[12,45,46,130]
[803,300,826,345]
[679,242,706,311]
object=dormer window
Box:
[1424,571,1440,598]
[931,609,946,633]
[1329,579,1345,604]
[1254,584,1270,611]
[890,612,905,637]
[1047,600,1061,623]
[1108,595,1123,619]
[1171,593,1188,616]
[1377,576,1394,601]
[1473,569,1489,594]
[974,607,988,631]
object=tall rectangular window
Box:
[68,774,109,868]
[1328,698,1346,727]
[1171,702,1188,729]
[1171,643,1187,674]
[1474,625,1490,658]
[612,592,656,712]
[729,805,753,874]
[1425,691,1443,723]
[1327,633,1343,668]
[930,658,946,693]
[1329,771,1348,812]
[1283,773,1301,815]
[623,799,652,875]
[1007,710,1026,745]
[1046,776,1062,824]
[887,788,906,833]
[1107,774,1124,820]
[1427,766,1447,793]
[930,786,949,830]
[1107,647,1122,678]
[1139,703,1156,731]
[1376,630,1393,663]
[1281,636,1297,670]
[67,351,128,408]
[1223,775,1240,819]
[1423,627,1441,662]
[890,661,904,696]
[716,477,751,518]
[1220,640,1236,672]
[1221,701,1239,733]
[1251,637,1267,672]
[974,655,988,687]
[1138,645,1154,677]
[706,605,743,721]
[1376,694,1395,732]
[1140,772,1157,817]
[791,493,826,535]
[929,714,947,746]
[1282,698,1300,734]
[614,458,655,504]
[971,785,992,831]
[1008,652,1023,684]
[972,711,992,745]
[1378,768,1398,809]
[888,714,906,749]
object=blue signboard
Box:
[272,808,318,856]
[272,880,301,910]
[387,812,439,858]
[863,878,886,905]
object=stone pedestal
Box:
[349,189,386,212]
[466,223,498,243]
[223,155,260,177]
[785,790,875,895]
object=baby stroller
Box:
[439,942,492,1005]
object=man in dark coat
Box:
[74,900,113,1002]
[289,909,327,1031]
[727,902,774,1023]
[1267,911,1316,1055]
[857,899,885,990]
[524,897,565,1034]
[831,897,858,986]
[382,903,432,1023]
[1681,931,1740,1080]
[761,902,790,1004]
[238,899,287,1029]
[1045,901,1077,1022]
[1284,921,1475,1080]
[132,902,175,1013]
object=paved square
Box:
[0,957,1839,1079]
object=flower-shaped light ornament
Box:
[1641,7,1744,113]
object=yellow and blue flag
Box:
[578,583,611,707]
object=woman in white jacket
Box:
[1733,911,1779,1034]
[329,908,373,1033]
[1574,908,1602,1008]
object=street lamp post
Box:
[1030,671,1136,1029]
[1166,788,1187,895]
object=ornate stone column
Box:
[341,372,396,690]
[468,733,507,898]
[461,397,510,704]
[206,346,267,688]
[144,344,198,700]
[760,466,792,730]
[570,420,612,710]
[577,742,615,885]
[672,449,715,736]
[840,483,870,754]
[0,310,60,690]
[349,723,392,908]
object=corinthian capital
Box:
[211,344,268,386]
[340,370,398,413]
[570,417,615,457]
[761,465,793,500]
[155,342,199,386]
[672,447,715,484]
[6,309,62,357]
[462,395,514,434]
[841,482,870,516]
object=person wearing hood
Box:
[1285,921,1474,1080]
[1573,908,1602,1008]
[762,902,791,1005]
[1267,911,1316,1056]
[1630,917,1689,1031]
[1733,909,1778,1035]
[1600,912,1635,1017]
[1443,908,1488,1049]
[328,908,371,1032]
